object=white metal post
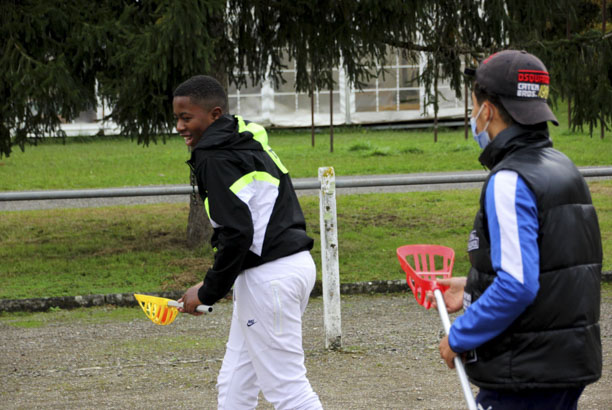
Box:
[318,166,342,349]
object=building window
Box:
[228,80,262,118]
[273,56,341,116]
[354,49,420,113]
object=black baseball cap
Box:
[465,50,559,126]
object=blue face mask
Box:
[470,104,491,149]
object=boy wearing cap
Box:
[173,75,323,410]
[433,50,602,409]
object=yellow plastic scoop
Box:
[134,294,213,325]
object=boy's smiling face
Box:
[173,96,221,148]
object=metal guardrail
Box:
[0,186,196,201]
[1,167,612,201]
[332,167,612,188]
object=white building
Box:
[61,50,466,136]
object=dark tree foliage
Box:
[221,1,424,92]
[499,0,612,135]
[385,0,611,134]
[1,0,224,157]
[1,0,611,157]
[1,0,105,156]
[97,0,225,145]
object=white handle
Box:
[168,300,213,313]
[433,289,477,410]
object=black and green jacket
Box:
[187,114,313,305]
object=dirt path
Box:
[1,292,611,409]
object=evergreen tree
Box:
[1,0,105,156]
[2,0,611,157]
[97,0,225,145]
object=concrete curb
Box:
[2,273,611,313]
[1,280,410,313]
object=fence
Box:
[2,167,612,202]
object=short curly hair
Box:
[173,75,228,113]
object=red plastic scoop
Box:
[396,244,455,309]
[397,244,476,410]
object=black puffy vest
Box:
[464,125,602,391]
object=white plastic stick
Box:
[167,300,213,313]
[433,289,477,410]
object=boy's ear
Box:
[210,106,223,120]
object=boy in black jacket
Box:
[174,75,322,409]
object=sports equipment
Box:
[397,244,477,410]
[134,293,213,325]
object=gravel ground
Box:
[2,292,611,409]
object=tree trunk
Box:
[186,170,212,249]
[185,8,226,248]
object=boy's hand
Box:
[439,335,458,369]
[425,277,467,313]
[178,281,204,315]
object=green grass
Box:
[0,204,214,299]
[1,118,611,191]
[1,107,610,300]
[1,181,610,300]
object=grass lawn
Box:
[1,111,611,191]
[0,109,610,300]
[1,180,610,299]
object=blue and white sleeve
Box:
[448,170,540,353]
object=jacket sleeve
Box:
[449,170,540,352]
[197,156,254,305]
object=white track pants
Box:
[216,251,323,410]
